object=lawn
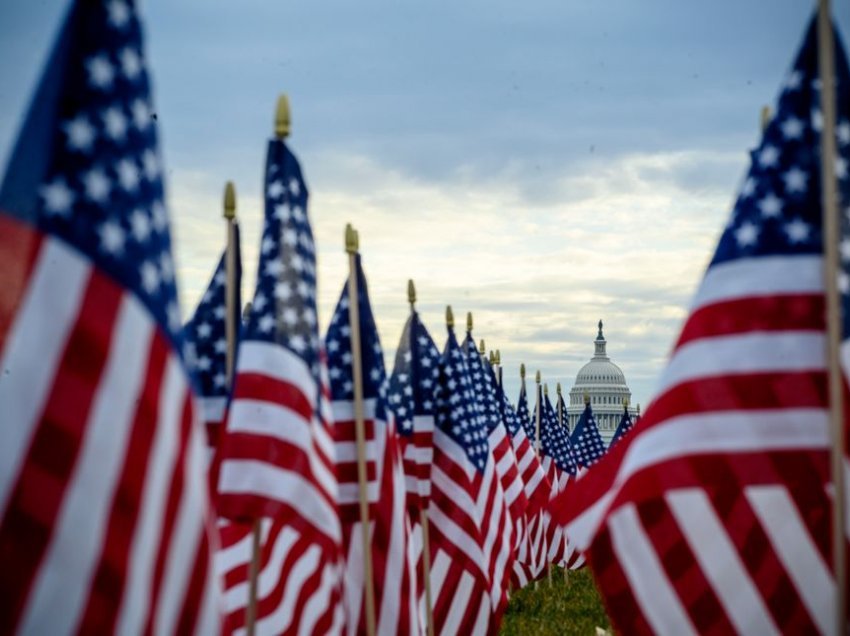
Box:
[501,568,611,635]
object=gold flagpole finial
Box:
[556,382,562,395]
[275,94,291,139]
[760,105,771,133]
[478,339,485,355]
[446,305,454,328]
[544,383,549,396]
[624,397,630,407]
[520,363,526,379]
[489,351,495,364]
[407,279,416,307]
[345,223,359,254]
[495,350,501,365]
[583,392,591,405]
[223,181,236,220]
[466,312,473,332]
[535,370,541,385]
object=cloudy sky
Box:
[2,0,849,407]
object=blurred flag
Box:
[0,0,221,632]
[183,236,241,455]
[608,403,634,449]
[570,400,606,468]
[214,138,343,634]
[326,255,420,634]
[560,16,850,634]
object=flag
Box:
[570,400,606,468]
[609,403,634,449]
[387,310,438,512]
[560,16,850,634]
[325,255,420,635]
[0,0,221,632]
[517,381,535,443]
[556,389,571,434]
[214,138,344,633]
[183,236,241,455]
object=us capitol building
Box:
[566,320,638,444]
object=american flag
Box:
[556,389,571,434]
[463,335,527,553]
[500,390,552,586]
[570,401,606,468]
[325,255,420,635]
[560,16,850,634]
[214,138,344,632]
[608,403,634,449]
[0,0,221,632]
[183,240,240,454]
[387,310,439,512]
[517,381,536,444]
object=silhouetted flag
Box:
[560,16,850,634]
[0,0,220,632]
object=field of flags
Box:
[1,0,849,634]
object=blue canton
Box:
[610,405,634,448]
[242,140,319,377]
[501,392,523,437]
[435,328,489,472]
[0,0,184,349]
[571,402,606,467]
[388,312,440,435]
[541,393,577,475]
[326,255,388,413]
[462,333,502,434]
[516,384,534,443]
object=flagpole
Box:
[223,183,258,636]
[346,223,377,636]
[535,371,542,456]
[816,1,847,631]
[408,280,435,636]
[556,382,570,585]
[543,382,553,584]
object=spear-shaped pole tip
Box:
[544,383,549,395]
[623,397,630,407]
[584,392,591,405]
[495,350,501,365]
[275,94,291,139]
[466,312,473,332]
[520,363,526,379]
[489,351,495,364]
[446,305,454,328]
[223,181,236,220]
[478,339,486,355]
[407,279,416,307]
[557,382,562,395]
[760,105,771,133]
[345,223,359,254]
[535,370,541,384]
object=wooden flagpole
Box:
[223,182,259,636]
[816,1,847,632]
[346,223,377,636]
[408,280,435,636]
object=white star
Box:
[87,55,114,89]
[142,150,160,181]
[734,222,759,247]
[120,48,142,79]
[213,269,226,286]
[283,229,298,246]
[290,254,304,272]
[151,201,168,231]
[103,106,128,141]
[289,178,300,196]
[261,236,275,254]
[740,176,756,198]
[292,206,305,222]
[290,335,307,352]
[196,356,212,371]
[840,238,850,262]
[116,158,140,191]
[297,280,312,298]
[268,181,284,199]
[107,0,132,28]
[812,109,824,132]
[84,168,111,203]
[41,179,74,215]
[785,219,810,243]
[130,209,151,241]
[258,314,274,332]
[370,368,382,382]
[213,373,227,388]
[140,261,160,294]
[282,307,298,325]
[342,351,353,365]
[197,321,212,339]
[273,282,292,301]
[214,338,227,354]
[131,99,151,129]
[782,167,807,193]
[838,121,850,145]
[166,302,181,332]
[327,339,340,352]
[836,157,848,180]
[64,116,96,152]
[839,272,850,294]
[159,252,174,282]
[758,193,783,218]
[343,380,353,394]
[274,203,291,222]
[98,220,125,255]
[329,367,342,380]
[758,145,780,168]
[303,308,317,326]
[784,70,802,90]
[265,258,284,277]
[780,116,804,140]
[253,293,268,312]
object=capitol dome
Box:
[567,320,636,443]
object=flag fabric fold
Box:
[558,15,850,634]
[0,0,221,632]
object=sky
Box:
[2,0,849,408]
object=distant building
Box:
[567,320,637,444]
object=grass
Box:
[500,568,611,635]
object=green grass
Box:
[500,568,611,635]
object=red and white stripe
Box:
[0,222,221,634]
[559,255,847,634]
[333,400,420,635]
[401,414,434,509]
[487,423,528,554]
